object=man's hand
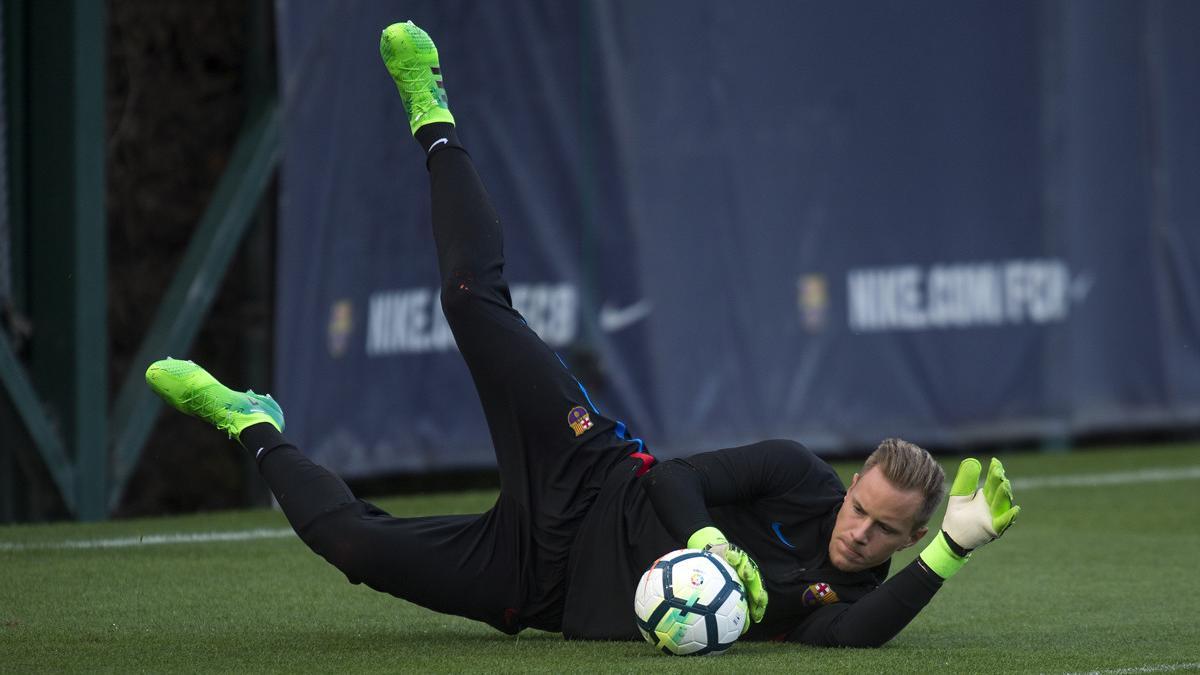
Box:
[687,526,768,629]
[919,457,1021,579]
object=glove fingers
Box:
[986,460,1016,530]
[994,504,1020,536]
[749,587,767,623]
[990,477,1013,515]
[730,552,767,623]
[742,562,768,623]
[708,540,767,624]
[984,458,1007,503]
[950,458,982,497]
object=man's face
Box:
[828,467,928,573]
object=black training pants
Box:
[256,143,636,634]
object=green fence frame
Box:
[0,0,278,521]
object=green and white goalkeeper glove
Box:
[920,457,1021,579]
[688,526,768,629]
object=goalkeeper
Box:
[146,21,1019,647]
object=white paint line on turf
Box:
[3,465,1200,553]
[1012,465,1200,490]
[0,527,293,552]
[1061,663,1200,675]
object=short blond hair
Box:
[862,438,945,529]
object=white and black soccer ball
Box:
[633,548,748,656]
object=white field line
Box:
[1012,465,1200,490]
[0,527,292,552]
[2,465,1199,553]
[1061,663,1200,675]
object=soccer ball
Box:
[633,548,748,656]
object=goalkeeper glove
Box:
[687,526,768,629]
[919,457,1021,580]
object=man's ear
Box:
[898,526,928,551]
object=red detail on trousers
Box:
[630,452,656,477]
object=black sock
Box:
[258,446,357,532]
[414,122,466,167]
[238,422,357,531]
[239,423,290,466]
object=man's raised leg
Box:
[144,358,524,633]
[380,22,628,512]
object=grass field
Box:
[3,443,1200,673]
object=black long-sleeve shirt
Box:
[560,439,943,645]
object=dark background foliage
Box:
[107,0,271,516]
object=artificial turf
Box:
[2,443,1199,673]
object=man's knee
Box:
[440,272,511,325]
[298,505,377,584]
[440,274,475,322]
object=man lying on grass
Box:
[146,20,1020,647]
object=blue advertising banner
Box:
[276,1,1200,477]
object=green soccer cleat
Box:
[145,358,284,440]
[380,20,455,135]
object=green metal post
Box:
[27,0,107,520]
[69,0,108,520]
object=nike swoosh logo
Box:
[255,447,265,459]
[427,138,448,153]
[598,299,653,333]
[1070,273,1094,302]
[772,522,796,549]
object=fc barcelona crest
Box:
[802,582,840,608]
[568,406,593,437]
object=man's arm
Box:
[786,558,943,647]
[641,440,832,542]
[788,457,1020,647]
[641,440,833,626]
